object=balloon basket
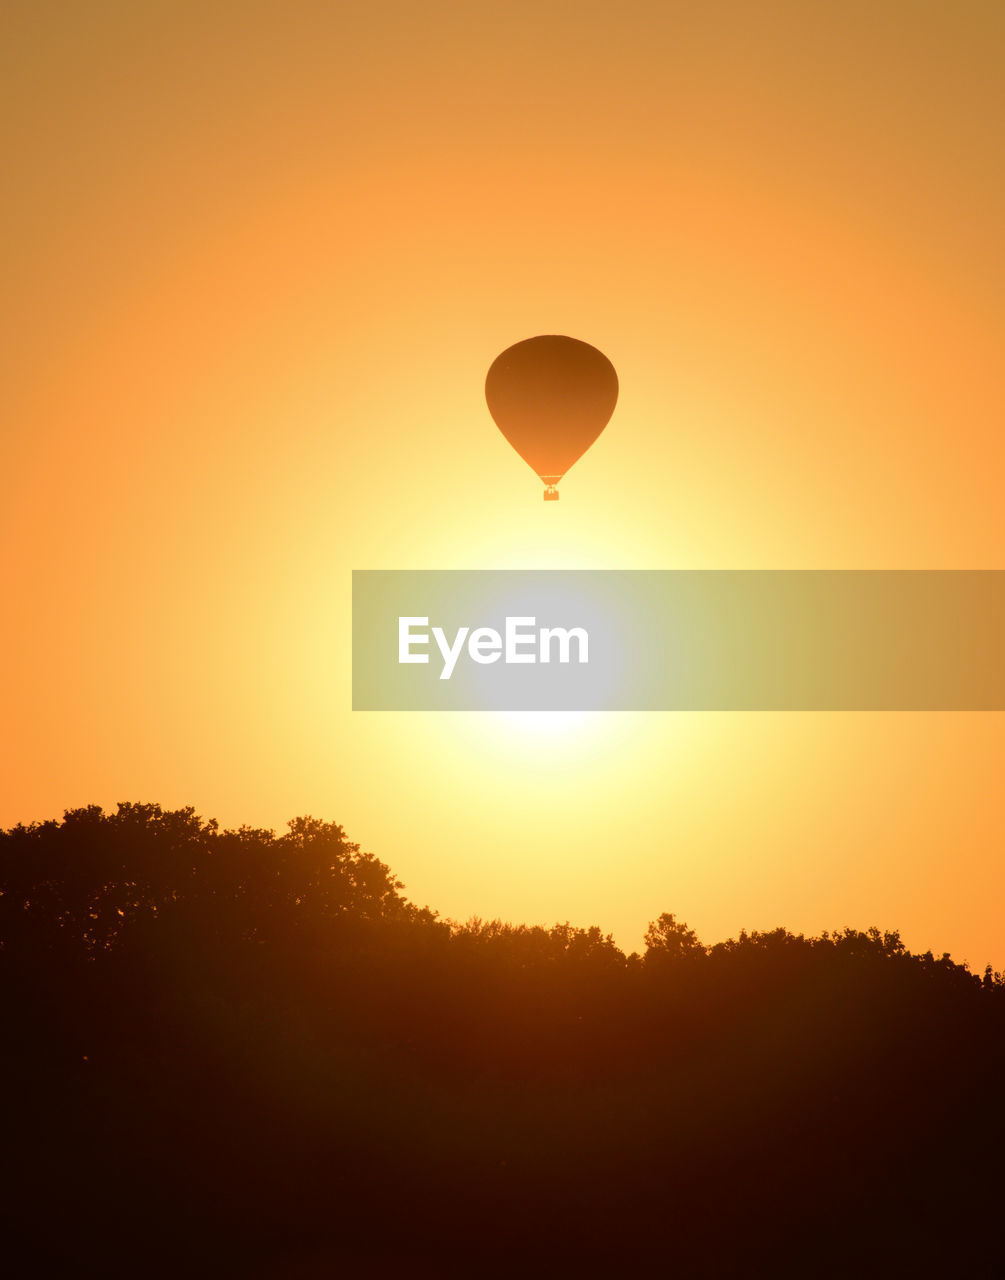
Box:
[543,485,559,501]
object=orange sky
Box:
[2,1,1003,965]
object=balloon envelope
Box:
[485,335,618,497]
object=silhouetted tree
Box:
[1,802,1003,1277]
[643,910,705,962]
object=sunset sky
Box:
[2,2,1002,965]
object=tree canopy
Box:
[1,802,1002,1276]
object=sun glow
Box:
[496,710,598,737]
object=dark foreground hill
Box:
[2,804,1003,1277]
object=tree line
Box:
[2,803,1002,1276]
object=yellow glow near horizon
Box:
[496,712,598,737]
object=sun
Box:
[497,710,598,736]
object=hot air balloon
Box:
[485,335,618,500]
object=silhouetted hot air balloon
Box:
[485,335,618,500]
